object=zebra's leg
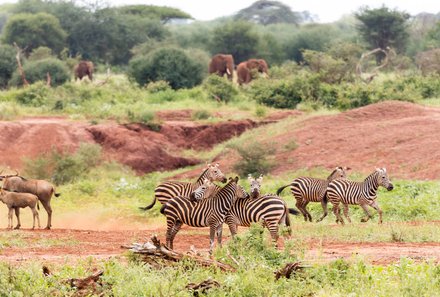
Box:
[169,221,183,250]
[332,204,344,225]
[295,198,308,222]
[266,221,279,247]
[302,201,312,222]
[370,201,383,224]
[209,225,216,254]
[317,200,328,222]
[360,203,372,222]
[165,218,177,249]
[342,204,351,223]
[216,225,223,247]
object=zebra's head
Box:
[248,174,263,198]
[190,179,216,202]
[237,184,250,200]
[327,166,350,182]
[375,168,394,191]
[206,163,227,183]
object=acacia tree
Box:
[355,6,410,63]
[210,21,260,64]
[2,13,67,55]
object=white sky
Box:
[0,0,438,22]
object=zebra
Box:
[327,168,393,224]
[225,175,299,244]
[162,176,249,253]
[139,163,227,211]
[248,174,263,198]
[276,167,349,222]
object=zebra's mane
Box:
[195,167,210,184]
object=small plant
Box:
[203,74,238,103]
[192,110,211,120]
[231,141,276,177]
[127,110,161,131]
[254,106,267,118]
[145,80,171,93]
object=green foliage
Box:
[234,0,302,25]
[202,75,238,103]
[126,110,162,131]
[210,21,260,63]
[192,110,212,120]
[9,58,70,87]
[356,6,410,62]
[23,143,102,185]
[144,80,171,93]
[232,141,275,177]
[423,22,440,49]
[128,47,205,89]
[28,46,53,61]
[12,82,50,106]
[416,49,440,75]
[0,44,17,88]
[2,12,67,55]
[114,4,193,22]
[303,49,355,83]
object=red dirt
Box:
[0,117,261,174]
[214,101,440,180]
[1,228,439,266]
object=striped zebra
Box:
[225,175,298,244]
[162,176,248,252]
[327,168,393,224]
[276,167,349,222]
[139,163,227,211]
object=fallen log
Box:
[121,235,236,272]
[186,279,220,296]
[274,262,307,280]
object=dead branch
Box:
[356,47,395,83]
[274,262,308,280]
[95,67,111,86]
[69,270,104,290]
[186,279,220,296]
[46,72,51,87]
[13,42,29,87]
[122,235,236,272]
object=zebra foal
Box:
[162,176,248,253]
[225,174,296,244]
[277,167,349,222]
[327,168,393,224]
[139,163,226,211]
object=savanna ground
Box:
[1,76,440,295]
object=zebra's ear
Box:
[235,176,239,182]
[382,167,387,173]
[257,174,263,183]
[248,174,253,181]
[344,167,351,171]
[215,163,220,167]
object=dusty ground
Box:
[1,227,439,266]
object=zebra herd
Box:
[139,164,394,252]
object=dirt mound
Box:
[0,117,260,174]
[271,101,440,179]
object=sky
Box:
[0,0,438,22]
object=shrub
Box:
[28,46,53,61]
[0,44,17,88]
[126,110,161,131]
[9,58,70,87]
[23,143,102,185]
[144,80,171,93]
[202,74,238,103]
[416,48,440,75]
[232,141,275,177]
[128,47,204,89]
[192,110,211,120]
[13,82,50,106]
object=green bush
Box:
[144,80,171,93]
[9,58,70,87]
[23,142,102,185]
[232,141,275,177]
[192,109,211,120]
[0,44,17,88]
[202,75,238,103]
[13,82,50,106]
[126,110,161,131]
[128,47,204,89]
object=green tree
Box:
[423,22,440,49]
[9,58,70,87]
[0,44,17,88]
[234,0,301,25]
[355,6,410,63]
[128,47,205,89]
[114,5,192,23]
[2,12,67,55]
[210,21,260,63]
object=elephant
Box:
[74,60,94,81]
[237,59,269,85]
[208,54,235,80]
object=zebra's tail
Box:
[323,192,328,204]
[160,204,167,215]
[276,184,291,196]
[139,196,157,211]
[288,208,300,215]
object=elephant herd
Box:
[208,54,269,85]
